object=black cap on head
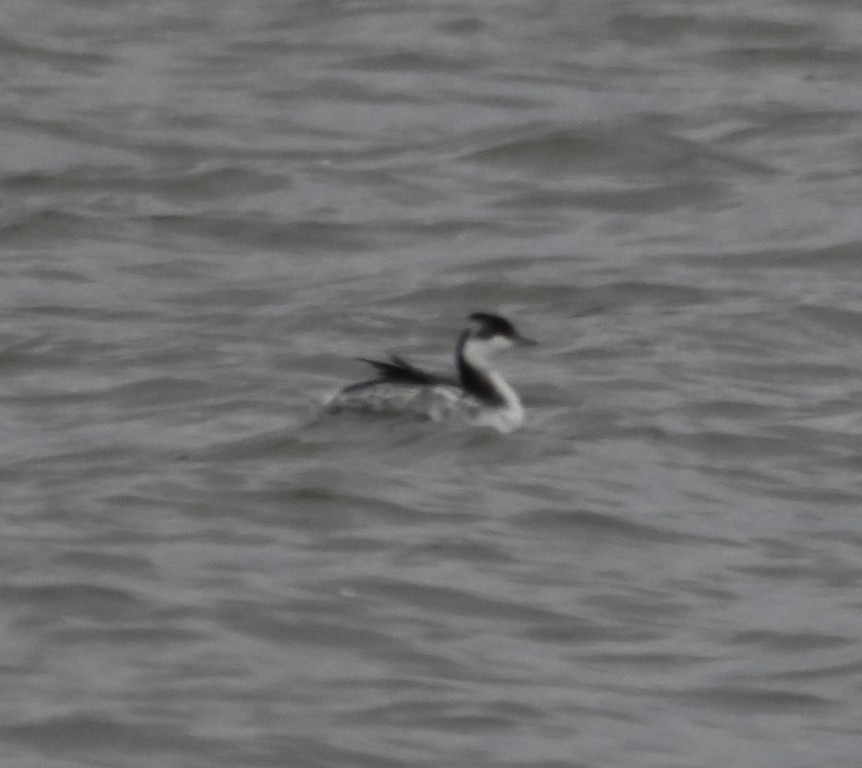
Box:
[468,312,517,339]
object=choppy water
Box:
[3,1,862,766]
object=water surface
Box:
[2,1,862,766]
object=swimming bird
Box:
[326,312,535,432]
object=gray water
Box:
[3,1,862,766]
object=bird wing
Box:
[356,355,455,386]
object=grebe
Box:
[326,312,535,432]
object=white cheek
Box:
[463,335,512,366]
[490,335,513,352]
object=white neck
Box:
[462,339,524,431]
